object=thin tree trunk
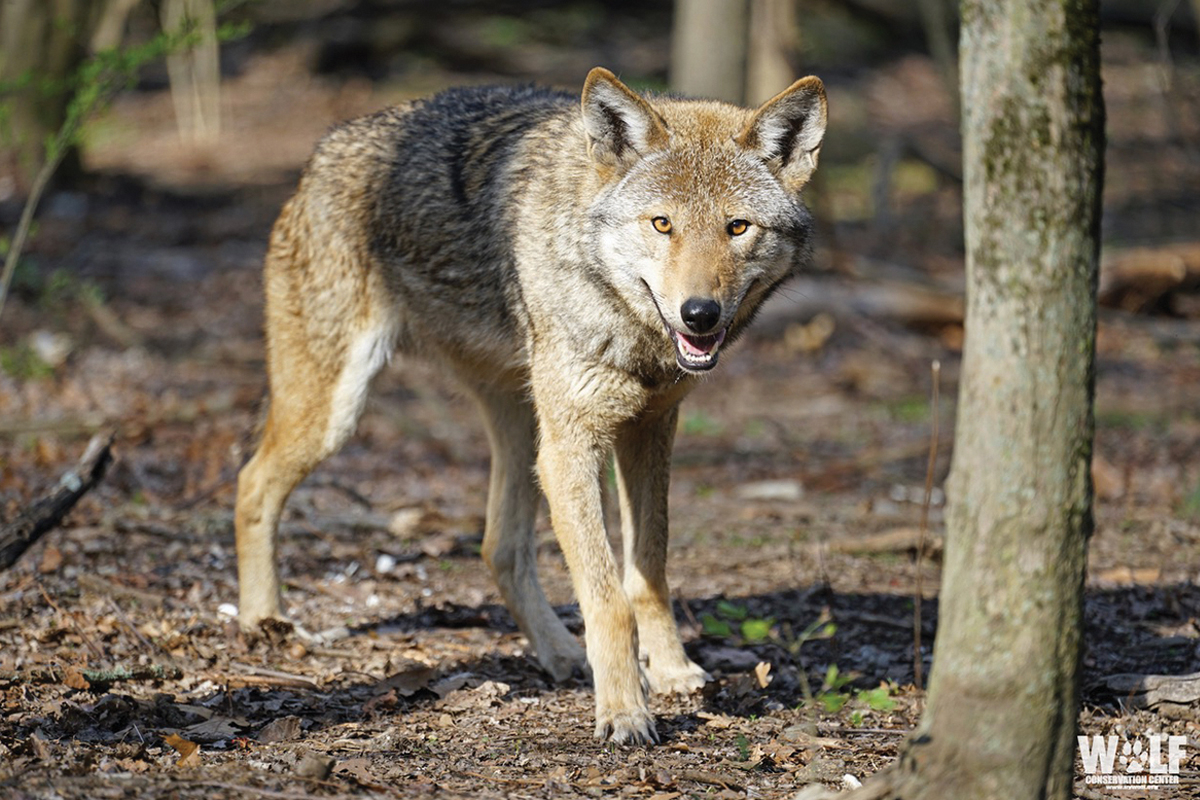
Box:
[161,0,222,145]
[846,1,1105,797]
[670,0,749,104]
[746,0,797,106]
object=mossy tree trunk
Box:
[847,1,1105,798]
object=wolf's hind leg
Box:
[235,291,395,629]
[473,388,587,682]
[615,406,712,695]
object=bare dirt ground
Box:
[2,6,1199,798]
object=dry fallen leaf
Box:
[754,661,773,689]
[183,716,241,743]
[62,667,90,691]
[696,711,736,729]
[362,688,398,715]
[256,714,302,744]
[335,757,388,790]
[420,529,461,558]
[375,663,439,697]
[163,733,201,768]
[429,672,472,699]
[784,311,836,354]
[295,752,335,779]
[39,544,63,574]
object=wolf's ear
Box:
[581,67,669,169]
[737,76,827,191]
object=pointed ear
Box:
[581,67,669,169]
[737,76,827,191]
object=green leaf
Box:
[819,691,848,713]
[858,686,898,712]
[700,614,733,637]
[740,617,774,642]
[735,733,750,761]
[822,663,853,691]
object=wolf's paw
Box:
[647,659,711,695]
[237,597,286,633]
[536,639,589,684]
[594,708,659,745]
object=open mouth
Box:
[641,282,729,373]
[669,327,727,372]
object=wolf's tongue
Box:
[678,329,725,356]
[678,335,711,357]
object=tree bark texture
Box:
[746,0,798,106]
[670,0,750,104]
[671,0,804,106]
[848,1,1105,798]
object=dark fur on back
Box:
[305,85,577,364]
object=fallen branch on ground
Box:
[1095,670,1200,708]
[0,430,115,570]
[0,664,182,687]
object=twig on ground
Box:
[220,664,323,690]
[107,596,162,655]
[78,572,171,608]
[0,664,183,687]
[38,582,106,662]
[0,430,115,570]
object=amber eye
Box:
[727,220,749,236]
[651,216,672,234]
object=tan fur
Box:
[235,68,827,744]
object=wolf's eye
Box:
[727,220,749,236]
[651,216,672,234]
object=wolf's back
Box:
[306,85,574,273]
[283,84,578,364]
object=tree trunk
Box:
[670,0,749,104]
[0,0,102,192]
[847,1,1105,798]
[746,0,797,106]
[161,0,222,145]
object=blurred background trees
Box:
[0,0,220,194]
[0,3,1197,795]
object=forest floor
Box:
[2,6,1200,798]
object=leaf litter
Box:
[1,14,1199,800]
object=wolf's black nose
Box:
[681,298,722,333]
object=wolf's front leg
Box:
[615,406,712,695]
[471,386,587,682]
[532,368,656,745]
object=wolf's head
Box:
[581,68,826,373]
